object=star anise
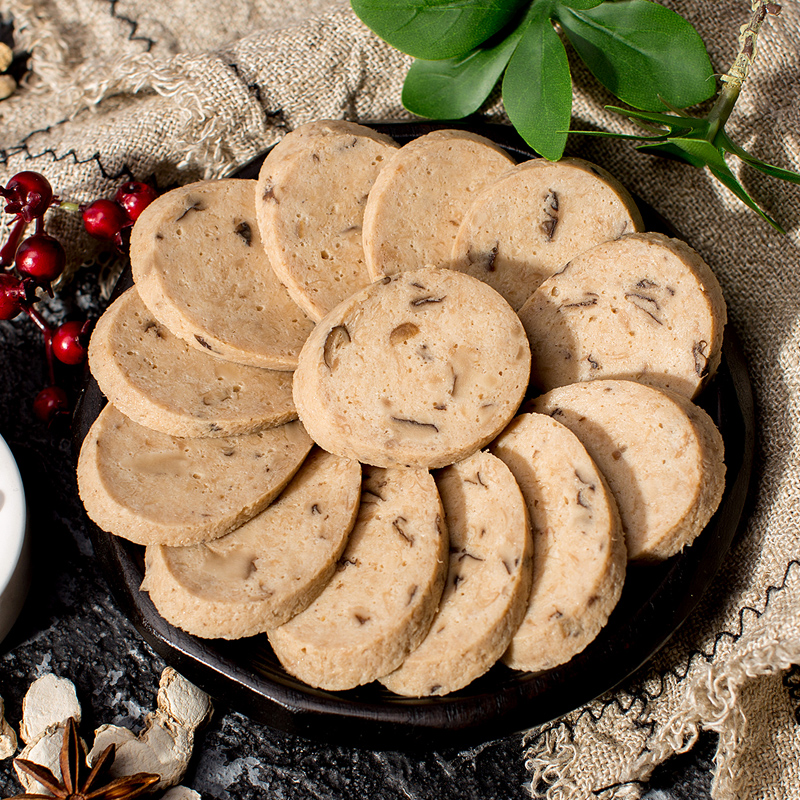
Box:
[10,716,160,800]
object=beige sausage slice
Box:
[292,267,531,469]
[491,413,626,672]
[131,179,314,369]
[529,380,726,562]
[450,157,644,310]
[141,448,361,639]
[518,232,727,399]
[267,466,448,691]
[380,450,532,696]
[256,120,400,321]
[362,129,515,278]
[77,404,313,546]
[88,288,296,438]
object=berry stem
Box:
[0,215,28,267]
[24,304,56,385]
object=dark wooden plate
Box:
[73,121,755,752]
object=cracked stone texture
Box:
[0,263,715,799]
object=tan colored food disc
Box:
[292,267,531,469]
[362,129,515,278]
[491,413,626,672]
[380,450,532,696]
[518,232,727,399]
[529,380,726,562]
[141,448,362,639]
[256,120,400,321]
[268,466,448,691]
[88,287,296,438]
[77,404,313,546]
[130,178,314,369]
[450,157,644,310]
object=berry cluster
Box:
[0,171,157,423]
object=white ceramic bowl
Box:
[0,433,30,644]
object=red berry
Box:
[52,320,90,365]
[15,233,66,283]
[33,385,69,423]
[82,199,129,241]
[2,171,54,222]
[115,181,157,221]
[0,273,26,320]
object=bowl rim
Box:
[0,432,27,595]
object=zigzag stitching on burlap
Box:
[0,138,134,184]
[527,558,800,748]
[104,0,155,52]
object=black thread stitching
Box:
[105,0,155,51]
[528,559,800,748]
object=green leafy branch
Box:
[594,1,800,233]
[350,0,716,160]
[351,0,800,231]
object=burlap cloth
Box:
[1,1,798,797]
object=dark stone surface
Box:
[0,264,715,798]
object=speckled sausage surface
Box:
[77,405,313,546]
[450,157,644,311]
[380,450,532,696]
[88,288,296,438]
[142,448,361,639]
[131,179,314,369]
[529,380,726,563]
[255,120,400,321]
[362,129,515,278]
[268,466,448,691]
[491,412,626,672]
[292,267,531,469]
[519,232,727,399]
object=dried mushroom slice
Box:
[491,413,626,672]
[362,129,515,278]
[256,120,400,321]
[77,404,313,546]
[88,287,296,438]
[529,380,726,563]
[518,232,727,399]
[268,466,448,691]
[130,178,314,369]
[142,448,361,639]
[292,267,531,469]
[450,157,644,310]
[380,450,532,696]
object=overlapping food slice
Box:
[380,450,532,696]
[292,267,531,469]
[519,232,727,398]
[88,288,296,438]
[450,157,644,310]
[362,129,516,278]
[77,405,313,547]
[529,380,726,562]
[141,448,361,639]
[255,120,400,321]
[131,178,314,369]
[491,413,626,672]
[268,466,448,691]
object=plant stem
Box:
[706,0,781,140]
[24,304,56,385]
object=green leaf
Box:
[606,105,711,134]
[667,137,784,231]
[556,0,715,111]
[717,130,800,185]
[402,18,526,119]
[636,140,710,169]
[350,0,528,60]
[502,8,571,161]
